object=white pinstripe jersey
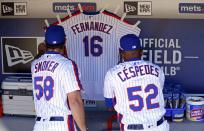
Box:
[104,59,166,124]
[31,52,81,117]
[59,11,141,100]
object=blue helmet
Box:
[45,25,66,45]
[120,34,141,51]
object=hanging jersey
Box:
[58,11,141,100]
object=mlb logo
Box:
[138,1,152,16]
[1,2,14,16]
[14,2,27,16]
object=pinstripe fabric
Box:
[71,60,83,90]
[31,53,80,131]
[58,11,141,100]
[104,60,169,131]
[33,115,77,131]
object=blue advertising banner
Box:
[0,18,204,95]
[128,18,204,93]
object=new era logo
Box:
[1,2,14,16]
[2,5,13,13]
[5,44,34,67]
[125,3,137,13]
[124,1,138,15]
[1,37,38,74]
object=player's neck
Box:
[47,49,64,55]
[124,57,141,62]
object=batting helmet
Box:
[120,34,141,51]
[45,25,66,45]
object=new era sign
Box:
[1,2,14,16]
[1,2,27,16]
[124,1,152,16]
[1,37,37,74]
[5,44,34,67]
[124,1,138,15]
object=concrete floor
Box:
[0,112,204,131]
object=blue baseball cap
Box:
[120,34,141,51]
[45,25,66,45]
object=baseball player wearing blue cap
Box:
[104,34,169,131]
[31,25,87,131]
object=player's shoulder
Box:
[60,57,78,69]
[107,62,127,73]
[141,60,161,69]
[102,10,135,25]
[31,55,43,67]
[31,58,38,65]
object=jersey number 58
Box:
[127,84,160,111]
[34,76,54,101]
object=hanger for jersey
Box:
[44,19,49,27]
[78,3,83,13]
[121,13,127,21]
[56,14,62,24]
[134,20,141,28]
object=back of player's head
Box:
[119,34,141,51]
[45,25,66,46]
[119,34,142,61]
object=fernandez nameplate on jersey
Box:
[1,37,37,74]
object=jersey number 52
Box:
[34,76,54,101]
[127,84,160,111]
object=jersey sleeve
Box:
[159,67,165,90]
[62,61,83,94]
[104,70,116,107]
[104,70,115,98]
[117,21,141,38]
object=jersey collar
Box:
[125,58,141,62]
[45,51,60,54]
[83,11,100,15]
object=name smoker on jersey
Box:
[71,21,113,35]
[117,64,159,82]
[35,61,59,73]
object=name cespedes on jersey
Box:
[117,64,159,82]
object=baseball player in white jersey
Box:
[31,25,87,131]
[104,34,169,131]
[56,10,141,100]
